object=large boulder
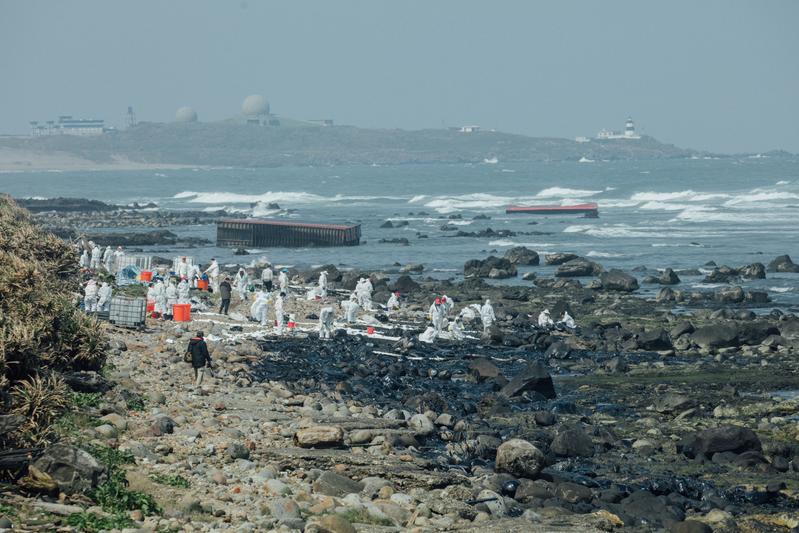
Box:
[637,328,672,351]
[464,256,517,279]
[555,258,603,278]
[659,268,681,285]
[294,426,345,448]
[544,252,579,266]
[739,263,766,279]
[312,471,364,497]
[504,246,540,266]
[737,321,780,345]
[31,445,107,494]
[550,426,594,457]
[495,439,545,478]
[691,323,739,348]
[390,275,420,293]
[500,361,556,399]
[62,371,112,393]
[469,358,502,381]
[768,255,799,273]
[715,286,745,303]
[677,425,762,459]
[600,269,639,292]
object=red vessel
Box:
[506,202,599,217]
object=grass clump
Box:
[71,391,103,408]
[87,445,161,517]
[66,512,134,533]
[0,196,108,447]
[336,509,394,527]
[124,393,146,412]
[149,473,191,488]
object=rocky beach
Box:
[2,191,799,532]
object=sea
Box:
[2,157,799,306]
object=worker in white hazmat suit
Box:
[449,315,465,341]
[480,299,496,332]
[102,246,113,272]
[84,280,98,312]
[250,290,271,326]
[538,309,554,330]
[79,249,90,269]
[96,282,112,312]
[274,292,286,333]
[261,264,274,291]
[146,282,157,308]
[342,293,360,323]
[558,311,576,331]
[278,270,289,293]
[204,259,220,293]
[177,278,191,304]
[153,280,168,318]
[386,291,400,312]
[355,278,373,311]
[165,279,179,314]
[441,295,454,316]
[176,257,191,280]
[429,298,445,335]
[318,271,328,298]
[90,245,102,270]
[234,269,250,301]
[318,306,334,339]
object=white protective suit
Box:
[177,279,191,304]
[205,260,220,293]
[355,278,373,311]
[176,258,191,281]
[538,309,554,329]
[79,250,90,269]
[429,301,445,335]
[449,318,465,341]
[165,280,179,312]
[84,280,98,312]
[480,300,496,332]
[146,284,157,307]
[319,306,334,339]
[234,270,250,301]
[386,293,400,311]
[153,280,168,316]
[189,264,201,288]
[342,294,359,323]
[441,295,454,316]
[261,266,274,288]
[90,246,102,270]
[250,291,270,326]
[559,311,576,330]
[274,294,286,333]
[318,271,328,298]
[103,246,113,272]
[97,282,112,312]
[278,271,289,292]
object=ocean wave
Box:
[769,287,793,293]
[172,190,403,205]
[600,199,641,208]
[564,224,653,238]
[639,201,697,211]
[723,191,799,206]
[587,250,624,258]
[488,239,517,247]
[630,190,731,203]
[423,192,597,213]
[408,195,427,203]
[535,187,602,198]
[671,207,790,223]
[776,180,790,185]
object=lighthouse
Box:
[624,117,638,138]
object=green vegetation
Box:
[71,391,103,408]
[335,509,394,527]
[125,393,146,411]
[66,512,134,533]
[88,445,161,517]
[0,502,17,517]
[149,473,191,488]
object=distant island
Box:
[0,120,775,171]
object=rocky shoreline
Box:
[5,243,799,532]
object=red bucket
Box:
[146,300,155,313]
[140,270,153,282]
[197,279,209,290]
[367,326,375,335]
[172,303,191,322]
[287,321,295,329]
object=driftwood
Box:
[0,448,40,471]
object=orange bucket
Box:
[197,279,209,290]
[172,303,191,322]
[146,300,155,313]
[140,270,153,282]
[367,327,375,335]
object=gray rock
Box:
[495,439,545,478]
[150,415,176,436]
[62,371,111,393]
[768,254,799,273]
[659,268,681,285]
[550,426,594,457]
[500,361,556,399]
[544,252,579,265]
[408,414,436,436]
[691,323,739,348]
[32,444,107,494]
[312,471,365,497]
[555,258,603,278]
[294,426,345,448]
[268,497,301,523]
[637,329,672,351]
[504,246,540,266]
[677,425,762,458]
[600,269,639,292]
[227,442,250,460]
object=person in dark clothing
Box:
[187,331,212,386]
[218,277,232,315]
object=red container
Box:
[172,303,191,322]
[197,279,209,290]
[146,300,155,313]
[140,270,153,282]
[367,326,375,335]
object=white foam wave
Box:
[769,287,793,293]
[639,201,697,211]
[671,207,789,223]
[587,250,624,258]
[535,187,601,198]
[723,192,799,206]
[600,199,641,208]
[564,224,653,238]
[173,190,403,205]
[408,195,427,203]
[488,239,516,247]
[776,180,790,185]
[630,190,730,203]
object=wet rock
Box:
[555,258,603,278]
[32,445,107,494]
[677,425,762,459]
[504,246,540,266]
[637,329,672,351]
[620,490,685,528]
[656,287,677,302]
[469,358,501,381]
[495,439,545,479]
[768,254,799,273]
[600,269,639,292]
[391,275,420,293]
[500,361,556,399]
[738,321,780,345]
[399,263,424,273]
[654,393,696,414]
[669,322,694,338]
[740,262,766,279]
[551,425,594,457]
[294,426,345,448]
[62,371,112,393]
[690,323,739,349]
[659,268,681,285]
[544,252,579,266]
[464,256,517,279]
[313,471,364,497]
[715,286,745,303]
[379,220,394,228]
[670,520,713,533]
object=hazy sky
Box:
[1,1,797,153]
